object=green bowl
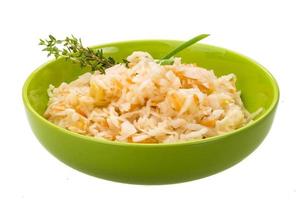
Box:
[22,40,279,184]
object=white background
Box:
[0,0,299,199]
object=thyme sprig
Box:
[39,35,118,73]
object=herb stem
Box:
[39,35,117,73]
[161,34,209,59]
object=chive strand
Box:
[161,34,209,59]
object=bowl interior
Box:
[25,40,278,121]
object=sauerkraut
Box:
[44,51,253,143]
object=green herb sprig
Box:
[158,34,209,65]
[39,35,118,73]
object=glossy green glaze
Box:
[22,40,279,184]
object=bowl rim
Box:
[22,39,280,147]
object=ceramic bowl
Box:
[22,40,279,184]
